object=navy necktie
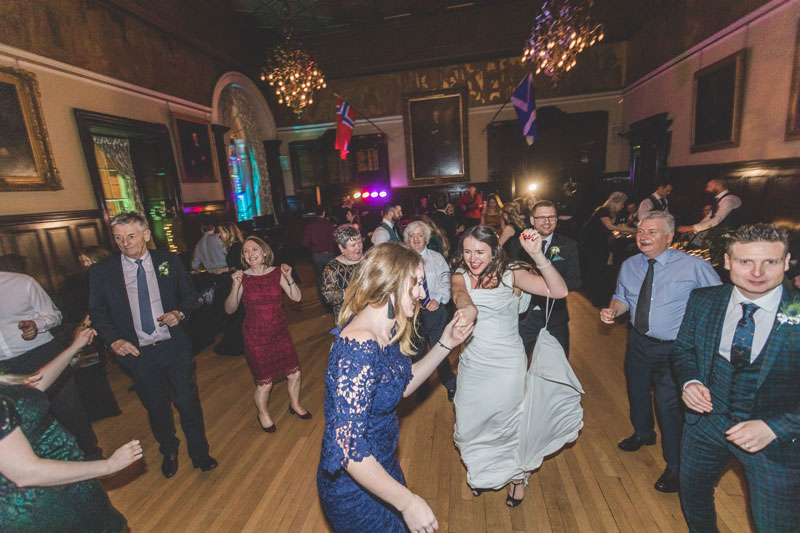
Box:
[634,258,657,334]
[422,277,431,307]
[730,302,758,369]
[136,259,156,334]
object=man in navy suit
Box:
[89,212,217,478]
[673,224,799,532]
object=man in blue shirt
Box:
[600,211,721,493]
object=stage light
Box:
[362,191,369,197]
[528,183,538,192]
[379,191,387,198]
[353,192,362,199]
[370,191,379,198]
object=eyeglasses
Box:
[533,215,557,221]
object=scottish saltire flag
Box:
[335,96,357,159]
[511,73,537,146]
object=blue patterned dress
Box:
[0,384,126,532]
[317,327,412,532]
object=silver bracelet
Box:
[437,340,452,351]
[535,261,552,269]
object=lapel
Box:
[755,286,791,389]
[112,254,134,327]
[150,250,170,303]
[705,284,733,375]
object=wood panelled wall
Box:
[0,210,108,292]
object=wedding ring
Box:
[744,443,750,449]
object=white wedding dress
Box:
[453,269,584,490]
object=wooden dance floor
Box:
[95,262,752,532]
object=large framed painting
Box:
[171,114,220,182]
[690,50,745,153]
[403,88,469,183]
[0,67,61,191]
[786,20,800,140]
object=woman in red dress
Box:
[224,236,310,432]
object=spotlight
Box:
[370,192,379,198]
[378,191,387,198]
[353,192,362,199]
[362,191,369,197]
[528,183,538,192]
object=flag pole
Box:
[482,98,512,133]
[334,93,391,139]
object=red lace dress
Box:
[241,268,300,385]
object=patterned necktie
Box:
[730,302,758,369]
[136,259,156,334]
[634,258,657,334]
[422,277,431,307]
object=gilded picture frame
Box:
[690,50,746,153]
[403,88,469,184]
[785,19,800,141]
[171,113,220,183]
[0,67,62,191]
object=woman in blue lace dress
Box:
[0,327,143,532]
[318,243,473,533]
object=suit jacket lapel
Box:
[113,255,134,328]
[705,285,733,378]
[151,250,170,307]
[756,286,790,389]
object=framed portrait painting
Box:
[0,67,61,191]
[403,88,469,183]
[786,19,800,140]
[171,114,220,183]
[690,50,745,153]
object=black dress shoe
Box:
[289,406,312,420]
[161,452,179,478]
[618,434,657,452]
[191,455,218,472]
[446,386,456,403]
[654,468,679,493]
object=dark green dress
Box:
[0,384,126,532]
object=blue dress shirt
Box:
[612,248,721,340]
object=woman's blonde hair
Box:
[218,222,244,249]
[0,372,32,386]
[337,242,422,355]
[502,203,525,232]
[240,236,274,268]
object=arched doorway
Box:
[211,72,278,222]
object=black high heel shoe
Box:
[470,487,484,497]
[506,480,525,507]
[289,406,312,420]
[257,414,276,433]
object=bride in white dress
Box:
[451,224,583,507]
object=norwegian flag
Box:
[335,96,357,160]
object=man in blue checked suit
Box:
[673,224,800,532]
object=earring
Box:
[387,297,395,319]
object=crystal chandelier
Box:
[260,14,326,117]
[522,0,604,85]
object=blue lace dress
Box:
[317,327,412,532]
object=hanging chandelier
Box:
[522,0,604,85]
[260,8,326,117]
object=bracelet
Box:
[437,340,452,351]
[287,281,295,286]
[535,261,552,269]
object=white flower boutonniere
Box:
[777,301,800,328]
[548,245,564,261]
[158,261,170,277]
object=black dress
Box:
[579,206,614,306]
[215,241,246,356]
[0,385,126,532]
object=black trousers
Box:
[412,306,456,390]
[624,328,683,473]
[518,309,570,358]
[0,335,100,457]
[128,339,210,459]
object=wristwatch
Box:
[176,311,185,321]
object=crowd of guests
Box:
[1,176,799,531]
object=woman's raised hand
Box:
[280,263,293,278]
[231,270,243,286]
[70,326,96,351]
[519,228,543,256]
[400,493,439,533]
[440,310,475,349]
[106,439,144,474]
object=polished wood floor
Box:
[95,262,753,532]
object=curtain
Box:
[92,135,145,215]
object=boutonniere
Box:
[777,300,800,327]
[158,261,170,277]
[548,245,563,261]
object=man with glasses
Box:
[518,200,581,357]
